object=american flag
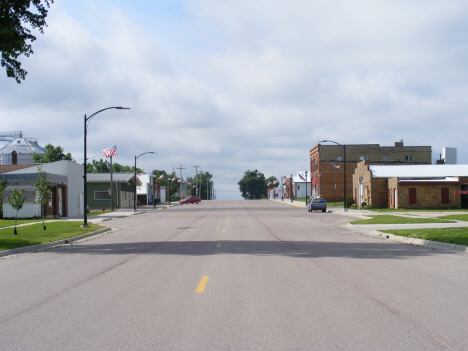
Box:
[177,179,182,183]
[273,178,278,184]
[332,163,341,169]
[101,145,117,157]
[188,182,191,185]
[267,181,272,186]
[171,178,176,182]
[282,176,288,180]
[193,185,196,188]
[136,172,144,178]
[298,173,306,181]
[158,174,164,180]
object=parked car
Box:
[308,198,327,212]
[179,196,201,204]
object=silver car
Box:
[308,198,327,212]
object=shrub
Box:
[346,196,354,208]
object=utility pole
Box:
[177,165,185,198]
[198,170,202,199]
[193,165,200,197]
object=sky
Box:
[2,0,468,200]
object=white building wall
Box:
[3,160,84,217]
[3,202,40,218]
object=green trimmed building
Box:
[86,173,142,209]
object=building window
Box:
[405,155,413,162]
[441,188,449,204]
[382,156,391,162]
[297,185,300,190]
[359,156,368,161]
[95,191,110,200]
[409,188,417,204]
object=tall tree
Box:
[86,159,142,174]
[6,188,26,234]
[32,166,51,230]
[1,0,54,83]
[238,169,267,199]
[33,143,72,163]
[266,176,277,189]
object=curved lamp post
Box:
[290,174,293,203]
[305,170,308,205]
[319,140,347,212]
[134,152,156,211]
[82,107,130,228]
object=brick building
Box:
[309,141,432,201]
[352,162,468,209]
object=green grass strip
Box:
[438,214,468,221]
[383,227,468,246]
[0,222,106,251]
[369,208,468,212]
[0,218,55,228]
[351,215,455,225]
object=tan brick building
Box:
[352,162,468,209]
[310,141,432,202]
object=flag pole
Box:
[110,155,113,211]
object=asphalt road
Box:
[1,200,468,350]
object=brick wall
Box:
[316,143,431,164]
[310,142,431,203]
[395,181,461,209]
[319,161,356,201]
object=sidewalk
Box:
[68,203,179,223]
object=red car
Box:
[179,196,201,204]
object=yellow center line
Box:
[295,205,302,208]
[222,229,225,232]
[217,243,221,248]
[225,220,228,223]
[196,276,209,293]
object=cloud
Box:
[1,0,468,199]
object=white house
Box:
[293,172,312,200]
[136,174,155,205]
[2,160,84,218]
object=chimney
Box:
[394,141,403,147]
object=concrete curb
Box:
[0,227,113,258]
[339,223,468,255]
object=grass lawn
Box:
[369,208,468,213]
[438,214,468,221]
[351,215,455,225]
[0,218,55,228]
[383,227,468,246]
[0,221,106,251]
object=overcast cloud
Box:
[1,0,468,199]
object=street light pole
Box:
[134,152,156,212]
[281,178,284,201]
[82,107,130,228]
[319,140,347,212]
[305,170,308,205]
[290,174,293,203]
